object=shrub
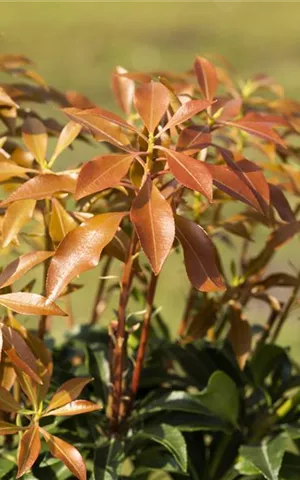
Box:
[0,53,299,479]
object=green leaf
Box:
[93,438,124,480]
[133,424,187,472]
[280,452,300,480]
[197,371,239,427]
[131,447,187,477]
[236,434,288,480]
[251,344,287,385]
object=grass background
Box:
[1,2,300,354]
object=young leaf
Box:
[40,428,86,480]
[194,56,218,101]
[0,420,23,435]
[17,425,41,478]
[45,377,92,413]
[134,82,169,133]
[163,149,213,200]
[0,173,77,206]
[0,159,34,182]
[46,211,126,302]
[0,251,53,289]
[0,385,20,412]
[2,199,36,247]
[177,126,212,153]
[130,177,175,275]
[75,153,136,200]
[112,66,135,115]
[43,399,101,417]
[49,199,77,243]
[0,293,66,316]
[22,117,47,166]
[50,121,82,164]
[175,215,224,291]
[159,99,211,135]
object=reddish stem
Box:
[178,287,195,338]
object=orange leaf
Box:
[46,377,92,413]
[134,82,169,133]
[194,56,218,101]
[22,117,47,166]
[228,302,252,370]
[163,148,213,200]
[76,153,136,200]
[159,99,211,135]
[0,293,66,316]
[0,420,23,435]
[112,66,135,115]
[177,126,212,153]
[225,117,285,147]
[43,399,101,417]
[269,183,295,222]
[130,177,175,274]
[0,173,77,206]
[49,199,77,243]
[175,214,225,292]
[0,158,34,182]
[40,428,86,480]
[0,385,20,412]
[0,250,53,288]
[2,200,36,247]
[17,425,41,478]
[50,121,82,164]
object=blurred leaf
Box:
[94,438,124,480]
[22,117,47,166]
[194,56,218,101]
[0,385,20,412]
[49,199,77,244]
[228,303,252,370]
[50,121,82,164]
[0,158,34,182]
[134,82,169,133]
[268,183,295,222]
[17,425,41,478]
[112,66,134,115]
[0,420,23,435]
[0,250,53,288]
[130,176,175,274]
[177,125,212,153]
[226,116,285,147]
[0,293,66,316]
[2,199,36,247]
[175,214,224,291]
[46,211,126,302]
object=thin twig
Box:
[271,272,300,343]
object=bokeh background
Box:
[1,2,300,354]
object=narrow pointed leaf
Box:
[163,148,213,200]
[43,399,101,417]
[0,251,53,288]
[130,177,175,274]
[0,420,23,435]
[175,214,224,291]
[50,121,82,163]
[226,118,285,147]
[134,82,169,133]
[0,385,20,412]
[2,200,36,247]
[194,56,218,101]
[17,425,41,478]
[0,293,66,316]
[22,117,47,166]
[40,429,86,480]
[49,199,77,243]
[112,66,135,115]
[76,153,136,200]
[268,221,300,250]
[0,173,77,206]
[46,377,92,412]
[177,126,212,153]
[46,212,126,302]
[160,99,211,134]
[269,183,295,222]
[0,159,33,182]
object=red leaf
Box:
[0,251,53,289]
[228,303,252,370]
[194,56,218,101]
[225,117,285,147]
[159,99,211,135]
[40,429,86,480]
[45,377,92,413]
[46,212,126,302]
[0,173,77,206]
[134,82,169,133]
[43,399,101,417]
[163,148,213,201]
[112,66,135,115]
[130,177,175,274]
[268,222,300,250]
[268,183,295,222]
[175,214,225,292]
[17,425,41,478]
[177,126,212,153]
[76,153,136,200]
[0,293,66,316]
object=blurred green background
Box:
[1,2,300,353]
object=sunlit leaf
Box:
[2,200,36,247]
[76,153,136,199]
[40,429,86,480]
[0,385,20,412]
[0,293,66,316]
[177,126,212,153]
[159,99,211,135]
[225,116,285,147]
[0,250,53,288]
[112,66,135,115]
[50,121,82,164]
[46,377,92,413]
[43,399,101,417]
[194,56,218,101]
[134,82,169,133]
[175,214,224,292]
[0,158,34,182]
[49,199,77,243]
[22,117,47,166]
[46,212,126,302]
[130,176,175,274]
[17,425,40,478]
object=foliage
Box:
[0,53,300,479]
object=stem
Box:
[271,272,300,343]
[90,256,113,326]
[110,231,137,430]
[178,287,195,338]
[129,272,158,404]
[38,201,52,339]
